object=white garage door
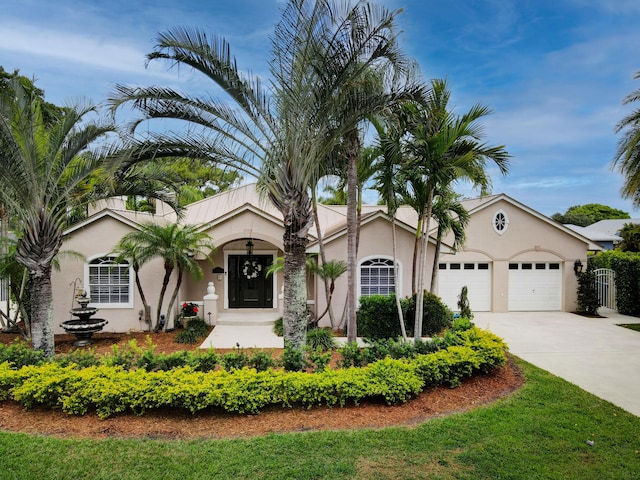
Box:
[508,262,562,311]
[438,262,492,312]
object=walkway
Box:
[474,311,640,417]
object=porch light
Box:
[573,259,583,275]
[246,239,254,256]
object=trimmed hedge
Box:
[589,251,640,315]
[0,327,506,418]
[357,292,454,340]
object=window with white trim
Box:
[359,258,396,296]
[87,256,132,306]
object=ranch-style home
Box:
[52,183,598,333]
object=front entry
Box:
[228,255,273,308]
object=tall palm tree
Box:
[372,113,408,341]
[110,0,417,353]
[0,80,122,357]
[614,70,640,205]
[403,79,509,339]
[117,223,215,331]
[111,239,152,329]
[429,188,470,293]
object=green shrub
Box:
[101,340,142,370]
[56,348,100,369]
[610,254,640,316]
[357,294,406,340]
[0,340,46,369]
[221,347,250,371]
[338,341,364,368]
[283,341,306,371]
[306,328,336,351]
[576,271,600,315]
[175,328,201,344]
[273,317,283,336]
[404,291,454,336]
[0,327,506,417]
[306,347,332,372]
[457,286,473,319]
[176,317,209,344]
[248,350,276,372]
[451,316,475,332]
[192,349,220,372]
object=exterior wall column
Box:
[203,281,219,325]
[492,260,509,312]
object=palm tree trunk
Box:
[164,268,183,332]
[155,265,173,332]
[412,217,422,294]
[392,216,407,341]
[133,265,151,331]
[29,267,55,358]
[346,141,359,343]
[282,225,309,353]
[414,188,434,341]
[429,229,443,293]
[312,189,336,328]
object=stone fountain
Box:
[59,295,108,346]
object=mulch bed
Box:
[0,329,524,440]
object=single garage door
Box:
[508,262,562,311]
[438,262,492,312]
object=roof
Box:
[586,219,640,237]
[564,224,622,243]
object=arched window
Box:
[359,257,399,297]
[493,209,509,235]
[86,256,132,307]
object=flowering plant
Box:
[181,302,199,317]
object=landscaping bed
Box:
[0,327,522,440]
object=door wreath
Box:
[242,258,263,279]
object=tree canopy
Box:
[551,203,630,226]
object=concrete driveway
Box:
[474,311,640,417]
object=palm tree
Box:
[117,223,215,331]
[110,0,417,353]
[372,113,408,341]
[429,188,470,293]
[0,80,123,357]
[111,239,152,329]
[614,70,640,205]
[403,79,509,340]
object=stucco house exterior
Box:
[51,184,596,333]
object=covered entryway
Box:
[228,255,274,308]
[508,262,562,311]
[437,262,492,312]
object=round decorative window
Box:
[493,210,509,235]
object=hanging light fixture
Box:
[245,239,254,256]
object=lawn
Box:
[618,323,640,333]
[0,358,637,479]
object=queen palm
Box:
[116,223,215,331]
[614,70,640,205]
[110,0,416,353]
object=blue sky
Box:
[2,0,640,217]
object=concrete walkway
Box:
[474,311,640,417]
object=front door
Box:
[228,255,273,308]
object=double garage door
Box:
[438,261,562,312]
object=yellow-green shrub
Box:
[0,328,506,418]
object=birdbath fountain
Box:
[59,294,108,347]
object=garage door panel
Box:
[508,262,562,311]
[438,262,491,312]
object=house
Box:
[51,184,596,333]
[564,224,622,251]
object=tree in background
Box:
[551,203,630,226]
[618,223,640,252]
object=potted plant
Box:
[181,302,199,328]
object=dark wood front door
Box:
[228,255,273,308]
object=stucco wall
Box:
[53,216,177,333]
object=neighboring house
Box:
[564,224,622,250]
[51,185,596,333]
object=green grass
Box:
[618,323,640,332]
[0,358,638,479]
